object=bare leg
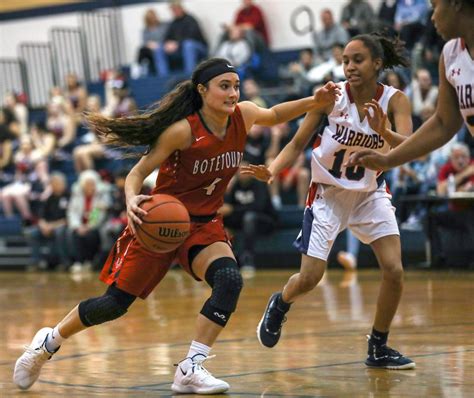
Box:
[2,192,14,216]
[14,193,32,220]
[194,315,223,346]
[57,305,88,338]
[282,254,326,303]
[370,235,403,332]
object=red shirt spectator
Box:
[235,0,269,45]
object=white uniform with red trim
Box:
[443,38,474,136]
[294,82,400,261]
[311,81,398,191]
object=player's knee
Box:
[298,272,320,293]
[78,285,136,327]
[201,257,243,326]
[382,263,404,283]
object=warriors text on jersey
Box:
[153,106,246,216]
[444,38,474,136]
[311,82,398,191]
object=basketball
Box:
[135,194,190,253]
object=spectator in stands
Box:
[244,124,271,165]
[410,68,438,126]
[394,0,429,50]
[102,80,137,118]
[281,48,316,98]
[340,0,376,36]
[392,154,432,228]
[0,107,20,139]
[64,73,87,122]
[46,95,77,159]
[1,135,49,224]
[155,0,207,77]
[307,43,346,85]
[3,92,28,136]
[30,121,56,159]
[233,0,269,49]
[242,78,267,107]
[266,122,310,208]
[437,142,474,198]
[99,169,127,264]
[73,95,112,173]
[382,70,408,95]
[25,172,70,270]
[377,0,398,30]
[312,9,350,63]
[0,109,16,186]
[136,8,168,77]
[337,230,360,271]
[220,161,277,275]
[68,170,111,273]
[214,25,254,69]
[411,10,445,78]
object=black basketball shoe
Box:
[257,292,289,348]
[365,335,416,369]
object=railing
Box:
[0,57,28,102]
[79,8,125,81]
[18,43,54,108]
[50,27,89,86]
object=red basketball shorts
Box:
[99,215,229,299]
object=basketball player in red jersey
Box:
[348,0,474,170]
[14,58,340,394]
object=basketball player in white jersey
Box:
[243,32,416,369]
[348,0,474,170]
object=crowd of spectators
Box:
[1,0,473,272]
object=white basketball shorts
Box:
[293,182,399,261]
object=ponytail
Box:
[86,57,235,151]
[86,80,201,150]
[350,31,410,72]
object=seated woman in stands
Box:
[1,136,49,224]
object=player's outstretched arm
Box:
[348,54,464,170]
[239,81,340,129]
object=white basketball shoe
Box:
[13,327,57,390]
[171,354,229,394]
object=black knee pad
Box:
[78,285,136,327]
[203,257,243,315]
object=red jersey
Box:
[153,106,247,216]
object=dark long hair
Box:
[350,32,410,73]
[86,58,231,150]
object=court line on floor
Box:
[2,321,473,367]
[35,348,473,393]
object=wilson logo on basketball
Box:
[158,227,188,238]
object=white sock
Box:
[181,341,211,372]
[45,326,64,353]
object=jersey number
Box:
[328,149,365,181]
[203,178,222,195]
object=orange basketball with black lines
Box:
[136,194,190,253]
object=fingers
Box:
[128,219,137,235]
[345,150,372,167]
[134,195,153,217]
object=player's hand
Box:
[240,164,274,183]
[313,81,340,109]
[346,149,390,171]
[364,99,388,136]
[126,194,152,235]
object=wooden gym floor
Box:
[0,269,473,397]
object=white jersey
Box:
[443,38,474,136]
[311,81,398,191]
